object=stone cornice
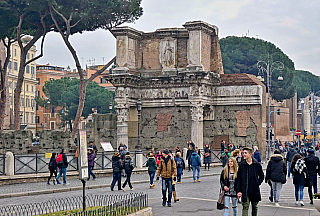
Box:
[155,28,189,38]
[111,26,143,40]
[183,20,219,36]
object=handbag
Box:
[205,152,210,157]
[217,188,225,210]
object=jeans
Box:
[287,161,291,177]
[271,181,282,203]
[148,171,156,185]
[192,166,200,180]
[308,175,318,200]
[295,184,304,201]
[122,170,133,189]
[162,177,173,203]
[224,196,237,216]
[242,198,258,216]
[88,165,96,180]
[177,174,182,182]
[205,163,210,170]
[111,172,121,190]
[56,167,67,184]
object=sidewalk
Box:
[0,164,222,198]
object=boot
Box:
[173,191,179,202]
[150,184,155,189]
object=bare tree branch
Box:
[85,56,116,85]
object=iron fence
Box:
[0,154,5,175]
[0,193,147,216]
[132,150,149,167]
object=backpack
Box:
[56,154,64,165]
[176,158,183,168]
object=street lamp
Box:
[136,99,142,152]
[109,102,113,114]
[257,54,284,159]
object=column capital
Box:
[190,101,204,121]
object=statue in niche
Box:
[164,41,174,67]
[160,38,176,69]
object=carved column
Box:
[190,101,204,149]
[115,87,129,148]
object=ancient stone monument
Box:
[106,20,266,152]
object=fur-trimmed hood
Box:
[269,154,283,162]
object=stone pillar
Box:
[135,153,143,169]
[5,151,14,176]
[190,102,204,149]
[115,87,130,148]
[111,26,142,74]
[183,148,188,166]
[183,21,219,71]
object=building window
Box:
[36,115,40,124]
[100,78,106,83]
[31,98,35,108]
[31,113,34,124]
[51,107,55,118]
[36,78,40,84]
[14,49,17,57]
[32,54,34,58]
[50,121,55,130]
[8,61,12,70]
[14,62,18,71]
[26,85,29,92]
[36,90,40,97]
[82,121,86,129]
[27,53,30,60]
[31,66,35,76]
[31,86,34,92]
[50,78,54,81]
[26,97,30,107]
[26,65,30,74]
[9,81,12,89]
[26,112,29,124]
[20,97,24,106]
[36,104,39,111]
[20,113,23,123]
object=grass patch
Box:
[39,206,101,216]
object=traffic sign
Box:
[296,130,301,136]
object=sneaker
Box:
[269,197,273,202]
[300,200,304,206]
[197,179,201,182]
[57,181,61,185]
[46,182,50,185]
[63,183,69,185]
[162,201,166,206]
[310,199,314,205]
[167,202,172,207]
[111,186,114,191]
[93,177,96,180]
[53,179,56,185]
[194,180,197,183]
[275,203,280,207]
[130,187,134,190]
[122,187,126,192]
[295,201,299,205]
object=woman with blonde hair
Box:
[231,149,242,164]
[220,157,239,216]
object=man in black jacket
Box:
[305,148,320,204]
[236,147,264,216]
[111,152,122,191]
[286,145,297,177]
[55,149,69,185]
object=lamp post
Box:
[257,54,284,159]
[136,99,142,152]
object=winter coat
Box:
[146,157,157,172]
[186,149,193,160]
[88,143,98,154]
[48,157,57,171]
[203,147,211,164]
[253,151,261,163]
[88,152,95,167]
[174,156,185,175]
[157,155,177,179]
[57,153,68,169]
[190,152,201,167]
[265,154,287,184]
[304,153,320,176]
[286,148,297,162]
[122,156,134,171]
[112,156,122,173]
[236,158,264,202]
[291,159,309,185]
[220,169,238,197]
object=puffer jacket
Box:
[286,148,297,162]
[305,153,320,176]
[266,154,287,183]
[146,156,157,172]
[157,155,177,179]
[112,156,122,173]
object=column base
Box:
[135,151,143,168]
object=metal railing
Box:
[0,193,148,216]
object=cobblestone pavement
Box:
[0,163,319,215]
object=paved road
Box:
[0,164,319,215]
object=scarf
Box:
[294,158,306,174]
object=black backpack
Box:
[176,158,183,168]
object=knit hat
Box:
[274,149,281,154]
[162,149,169,155]
[307,148,315,153]
[114,152,120,157]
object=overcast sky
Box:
[35,0,320,75]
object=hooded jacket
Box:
[286,147,297,162]
[87,152,95,167]
[305,152,320,176]
[122,155,134,171]
[157,155,177,178]
[146,156,157,172]
[266,154,287,183]
[112,156,122,173]
[190,152,201,167]
[236,158,264,202]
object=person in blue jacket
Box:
[253,146,261,163]
[190,150,201,182]
[174,152,185,183]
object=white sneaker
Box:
[295,201,299,205]
[300,200,304,206]
[275,203,280,207]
